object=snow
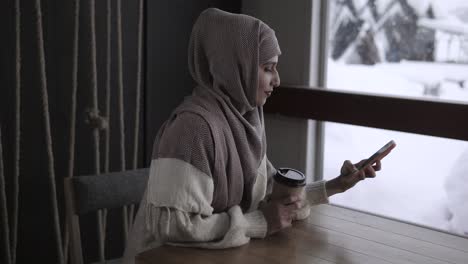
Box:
[407,0,431,16]
[327,60,468,101]
[419,17,468,35]
[398,0,468,19]
[324,58,468,236]
[445,148,468,236]
[430,0,468,19]
[434,31,468,62]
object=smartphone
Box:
[357,140,396,170]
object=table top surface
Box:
[136,204,468,264]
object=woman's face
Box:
[256,56,280,106]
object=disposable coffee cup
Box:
[270,168,310,220]
[270,168,306,201]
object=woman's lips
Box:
[265,91,272,97]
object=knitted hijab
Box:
[152,8,281,212]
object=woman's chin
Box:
[256,98,267,107]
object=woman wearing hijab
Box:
[123,8,381,263]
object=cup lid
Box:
[274,168,306,187]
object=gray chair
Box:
[64,168,149,264]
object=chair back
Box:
[64,168,149,264]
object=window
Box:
[260,0,468,237]
[324,0,468,236]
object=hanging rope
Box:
[128,0,145,230]
[116,0,131,241]
[0,127,11,264]
[98,0,112,255]
[104,0,112,174]
[90,0,101,176]
[12,0,21,263]
[63,0,80,262]
[89,0,107,262]
[34,1,65,263]
[101,0,112,255]
[117,0,126,173]
[132,0,143,171]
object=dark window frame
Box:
[264,86,468,142]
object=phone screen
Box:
[357,140,396,170]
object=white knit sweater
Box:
[122,156,329,264]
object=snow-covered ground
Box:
[324,59,468,236]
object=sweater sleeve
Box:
[292,181,329,221]
[305,180,329,205]
[146,205,267,249]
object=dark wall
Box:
[0,0,241,263]
[145,0,242,161]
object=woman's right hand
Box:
[259,196,301,235]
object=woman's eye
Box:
[264,67,272,72]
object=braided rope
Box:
[117,0,126,173]
[116,0,131,241]
[129,0,145,231]
[63,0,80,262]
[101,0,112,247]
[35,0,64,262]
[0,128,11,264]
[132,0,143,170]
[12,0,21,262]
[89,0,107,261]
[104,0,112,174]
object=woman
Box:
[123,8,381,263]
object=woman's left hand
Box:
[326,159,382,196]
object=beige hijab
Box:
[152,8,281,212]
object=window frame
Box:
[264,85,468,142]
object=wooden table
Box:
[136,204,468,264]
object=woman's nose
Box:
[273,72,280,87]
